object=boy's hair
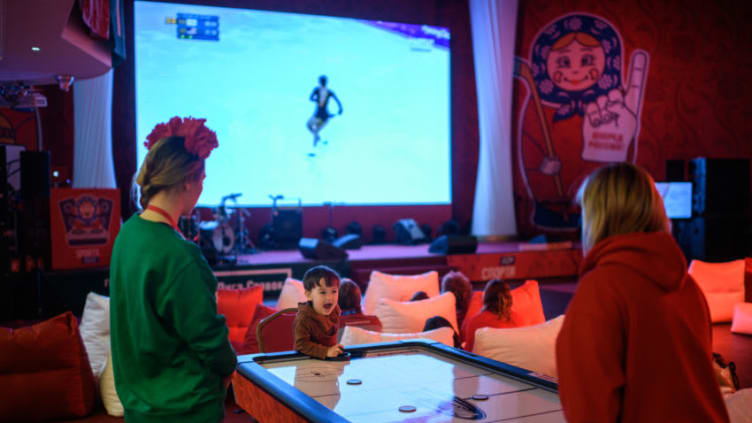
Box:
[577,162,669,253]
[482,279,513,321]
[338,278,362,313]
[410,291,429,301]
[441,271,472,317]
[302,265,341,291]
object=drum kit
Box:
[182,193,255,262]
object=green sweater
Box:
[110,215,237,423]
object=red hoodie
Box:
[556,232,729,423]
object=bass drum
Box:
[212,221,235,255]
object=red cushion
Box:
[510,280,546,326]
[239,304,278,355]
[217,285,264,348]
[466,291,483,322]
[0,311,96,421]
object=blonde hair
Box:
[552,32,600,50]
[577,162,670,253]
[131,136,204,210]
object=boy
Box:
[294,265,344,359]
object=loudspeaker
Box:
[676,216,749,262]
[20,151,51,200]
[333,233,362,250]
[298,237,348,260]
[19,151,51,268]
[689,158,750,216]
[393,218,427,245]
[272,209,302,249]
[429,235,478,255]
[372,224,387,244]
[1,144,25,227]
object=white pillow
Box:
[473,315,565,378]
[340,325,455,348]
[363,270,440,315]
[99,349,124,417]
[374,292,458,334]
[276,278,306,310]
[79,292,110,378]
[688,259,745,323]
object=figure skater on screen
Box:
[306,75,343,148]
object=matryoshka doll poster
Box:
[513,12,649,235]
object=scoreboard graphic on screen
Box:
[172,13,219,40]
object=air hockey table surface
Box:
[233,339,565,422]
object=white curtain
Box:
[469,0,519,237]
[73,69,117,188]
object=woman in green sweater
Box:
[110,117,237,423]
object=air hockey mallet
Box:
[513,58,564,198]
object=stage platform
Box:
[216,241,583,296]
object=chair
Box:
[256,307,298,353]
[688,259,745,323]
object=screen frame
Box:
[132,0,453,208]
[114,0,477,238]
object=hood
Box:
[297,301,341,325]
[580,232,687,292]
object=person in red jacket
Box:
[556,162,729,422]
[461,279,517,352]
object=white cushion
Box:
[276,278,306,310]
[473,315,565,378]
[374,292,458,334]
[724,388,752,422]
[363,270,440,315]
[340,325,455,348]
[99,349,124,417]
[78,292,110,378]
[688,259,745,323]
[731,302,752,335]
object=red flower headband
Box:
[144,116,219,159]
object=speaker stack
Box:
[670,158,750,262]
[20,151,52,270]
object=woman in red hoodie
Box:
[556,162,729,422]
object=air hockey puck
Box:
[472,394,489,401]
[398,405,416,413]
[346,379,362,385]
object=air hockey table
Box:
[232,339,565,422]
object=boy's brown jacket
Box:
[293,301,341,359]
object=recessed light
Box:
[31,46,41,52]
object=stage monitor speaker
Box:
[333,233,362,250]
[429,235,478,255]
[298,237,348,260]
[689,158,750,216]
[394,218,426,245]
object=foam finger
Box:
[625,50,649,112]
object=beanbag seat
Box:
[363,270,440,315]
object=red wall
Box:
[512,0,752,237]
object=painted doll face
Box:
[546,39,605,92]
